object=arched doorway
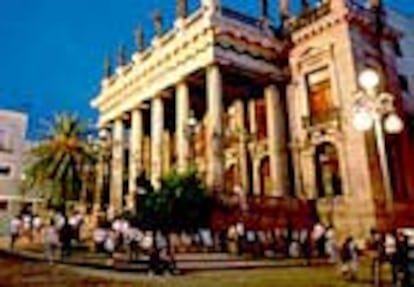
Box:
[314,143,342,198]
[259,157,270,196]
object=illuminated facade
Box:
[92,0,414,239]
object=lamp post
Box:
[186,110,198,167]
[352,68,404,214]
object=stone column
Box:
[162,131,172,174]
[111,118,124,213]
[151,96,164,188]
[248,99,260,195]
[234,99,249,193]
[201,0,219,10]
[128,108,143,210]
[280,0,289,17]
[206,65,224,191]
[265,84,288,197]
[176,81,190,172]
[94,151,104,212]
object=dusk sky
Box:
[0,0,411,138]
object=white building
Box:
[0,110,34,233]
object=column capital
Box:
[202,0,220,10]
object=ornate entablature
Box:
[91,5,288,127]
[287,0,399,47]
[286,1,331,33]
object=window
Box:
[394,41,403,57]
[314,143,342,198]
[0,128,13,153]
[398,74,409,92]
[0,201,8,210]
[306,67,333,122]
[0,166,11,177]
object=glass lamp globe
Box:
[359,68,380,90]
[384,113,404,134]
[99,129,108,139]
[353,108,374,131]
[188,116,197,128]
[187,110,198,128]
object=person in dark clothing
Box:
[60,218,72,260]
[148,247,161,275]
[148,247,176,275]
[367,229,384,286]
[396,232,410,287]
[301,231,312,266]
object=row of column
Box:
[97,64,288,213]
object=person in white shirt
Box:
[10,216,21,249]
[93,226,107,253]
[32,215,43,243]
[22,214,32,241]
[54,212,65,231]
[104,230,116,257]
[325,225,337,263]
[44,219,59,265]
[69,211,84,242]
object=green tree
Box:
[137,168,212,250]
[26,113,96,210]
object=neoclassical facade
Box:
[92,0,414,238]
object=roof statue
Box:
[103,55,112,78]
[117,45,127,67]
[134,26,145,53]
[260,0,269,19]
[152,10,163,37]
[176,0,188,19]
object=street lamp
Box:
[352,68,404,213]
[186,110,198,166]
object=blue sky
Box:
[0,0,411,138]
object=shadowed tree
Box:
[137,168,213,260]
[26,113,96,210]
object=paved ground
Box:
[0,255,134,287]
[0,237,324,272]
[0,254,394,287]
[0,237,395,286]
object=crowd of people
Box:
[9,209,85,264]
[8,211,413,282]
[366,228,411,286]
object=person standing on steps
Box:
[9,215,21,250]
[44,219,59,265]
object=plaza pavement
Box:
[0,236,327,273]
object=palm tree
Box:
[27,113,96,210]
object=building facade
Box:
[0,110,29,233]
[92,0,414,239]
[387,8,414,114]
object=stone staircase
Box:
[0,237,322,273]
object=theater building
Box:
[91,0,414,239]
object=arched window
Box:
[314,143,342,198]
